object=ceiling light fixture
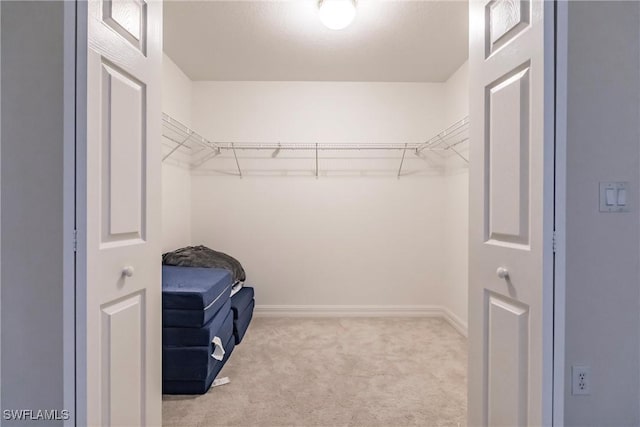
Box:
[318,0,357,30]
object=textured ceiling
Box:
[164,1,469,82]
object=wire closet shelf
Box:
[161,112,470,178]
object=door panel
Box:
[486,64,530,246]
[486,292,529,426]
[103,0,147,54]
[101,292,145,426]
[82,1,162,425]
[101,61,145,242]
[486,0,530,57]
[469,0,554,425]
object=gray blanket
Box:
[162,245,246,283]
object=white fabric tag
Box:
[230,282,244,297]
[211,336,225,361]
[211,377,230,388]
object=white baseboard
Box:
[254,304,468,337]
[254,304,443,318]
[441,307,468,338]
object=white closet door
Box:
[81,1,162,425]
[468,0,555,425]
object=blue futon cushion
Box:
[162,265,233,328]
[163,312,234,380]
[234,299,255,345]
[163,300,232,348]
[162,335,235,395]
[231,287,254,320]
[162,266,233,310]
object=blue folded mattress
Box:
[234,299,255,345]
[231,287,254,320]
[163,314,234,381]
[163,300,232,347]
[162,335,235,395]
[162,266,233,328]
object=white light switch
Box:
[605,188,616,206]
[600,182,630,212]
[617,188,627,206]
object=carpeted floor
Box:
[163,317,467,427]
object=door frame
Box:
[0,2,78,422]
[552,0,569,424]
[63,0,569,424]
[69,0,89,426]
[62,1,83,426]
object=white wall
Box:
[563,2,640,424]
[443,61,469,127]
[162,54,193,252]
[189,81,453,307]
[192,82,445,145]
[192,177,445,306]
[442,62,469,328]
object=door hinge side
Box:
[73,229,78,252]
[552,230,558,253]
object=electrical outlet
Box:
[572,365,590,395]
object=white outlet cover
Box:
[572,365,590,396]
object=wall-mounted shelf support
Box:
[161,113,470,176]
[162,113,220,153]
[398,143,408,179]
[192,149,221,169]
[231,142,242,178]
[416,116,470,162]
[162,132,193,162]
[315,143,319,179]
[272,143,281,158]
[450,145,469,164]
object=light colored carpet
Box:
[163,317,467,427]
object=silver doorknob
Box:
[122,266,135,277]
[496,267,509,279]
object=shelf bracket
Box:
[315,143,319,179]
[272,143,281,158]
[231,143,242,178]
[191,148,221,169]
[162,131,192,162]
[398,143,408,179]
[449,145,469,163]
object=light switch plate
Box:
[599,182,629,212]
